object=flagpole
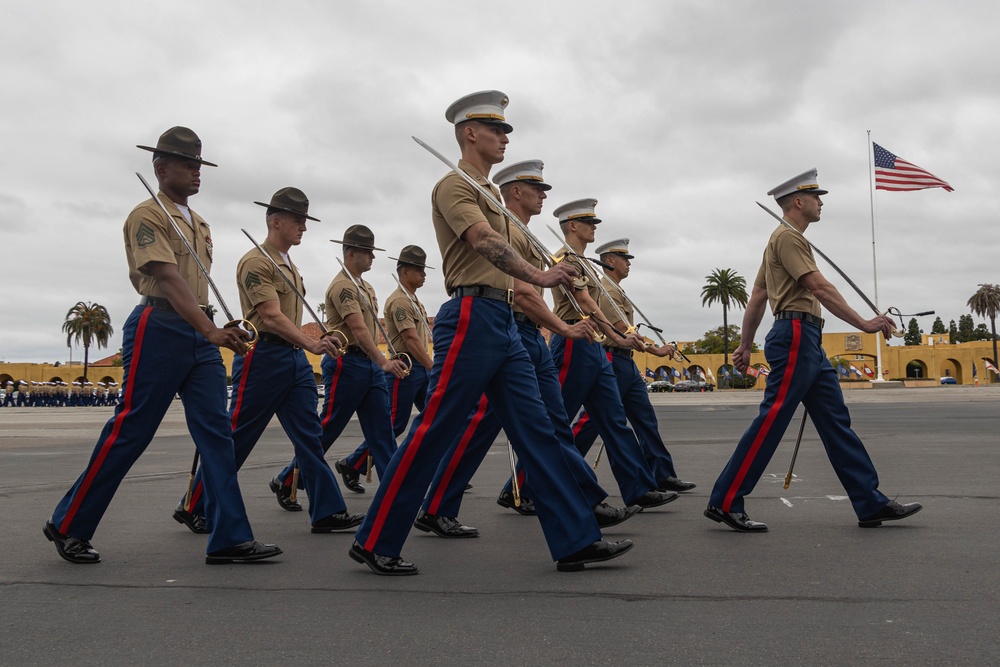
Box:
[867,130,885,382]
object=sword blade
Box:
[755,202,881,316]
[136,172,235,321]
[241,229,328,331]
[545,225,632,329]
[334,257,399,358]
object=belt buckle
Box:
[506,289,513,306]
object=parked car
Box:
[940,376,957,385]
[672,380,715,393]
[648,380,673,393]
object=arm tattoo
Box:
[475,229,537,282]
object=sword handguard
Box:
[393,352,413,377]
[320,328,347,355]
[223,319,259,351]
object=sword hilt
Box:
[223,319,259,351]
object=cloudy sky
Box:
[2,1,996,363]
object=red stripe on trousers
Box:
[229,345,257,430]
[426,395,489,514]
[572,411,591,438]
[722,320,802,511]
[308,355,344,487]
[558,338,575,386]
[60,307,153,534]
[364,297,474,551]
[390,374,402,426]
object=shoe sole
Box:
[349,547,419,576]
[205,547,283,564]
[557,541,635,572]
[704,509,768,532]
[858,505,923,527]
[635,493,679,510]
[311,521,364,533]
[172,511,208,534]
[43,523,101,564]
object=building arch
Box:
[99,375,116,386]
[48,376,63,383]
[905,359,928,379]
[941,358,963,383]
[0,373,13,386]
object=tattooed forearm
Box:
[475,229,539,282]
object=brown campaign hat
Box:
[137,126,218,167]
[254,187,320,221]
[331,224,384,252]
[389,245,434,270]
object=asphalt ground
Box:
[1,385,997,666]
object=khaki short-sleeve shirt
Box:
[551,249,593,320]
[508,224,544,315]
[325,270,378,346]
[236,240,304,331]
[598,275,634,349]
[124,194,212,303]
[754,223,821,316]
[432,160,513,293]
[384,287,429,356]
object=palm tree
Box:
[62,302,114,382]
[968,283,1000,382]
[701,268,749,386]
[317,303,327,319]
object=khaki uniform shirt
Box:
[384,287,429,356]
[753,222,821,317]
[597,275,634,349]
[325,270,378,347]
[236,240,304,331]
[508,223,544,316]
[124,194,212,303]
[432,160,512,293]
[551,248,594,321]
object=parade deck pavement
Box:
[2,386,997,666]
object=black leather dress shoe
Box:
[311,510,365,533]
[268,477,303,512]
[335,458,365,494]
[858,500,923,527]
[173,503,208,534]
[465,483,473,491]
[43,520,100,564]
[704,505,768,532]
[659,476,698,492]
[593,502,641,528]
[349,541,418,576]
[496,490,536,515]
[633,490,679,509]
[413,511,480,538]
[556,539,634,572]
[205,540,282,564]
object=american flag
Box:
[873,143,953,192]
[984,358,1000,376]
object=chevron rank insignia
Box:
[243,271,262,291]
[136,222,156,248]
[394,306,408,322]
[339,287,355,304]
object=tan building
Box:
[3,324,995,392]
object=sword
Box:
[389,273,433,340]
[241,229,345,348]
[783,409,808,489]
[545,226,633,344]
[136,172,258,348]
[607,280,688,363]
[334,257,412,375]
[506,440,521,508]
[756,202,903,337]
[411,136,605,340]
